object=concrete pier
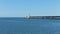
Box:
[25,16,60,20]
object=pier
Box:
[25,16,60,20]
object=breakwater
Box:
[25,16,60,20]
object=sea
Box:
[0,17,60,34]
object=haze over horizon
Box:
[0,0,60,17]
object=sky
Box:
[0,0,60,17]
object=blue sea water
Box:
[0,17,60,34]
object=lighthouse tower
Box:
[25,13,30,19]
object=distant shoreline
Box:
[25,16,60,20]
[0,16,60,20]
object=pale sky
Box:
[0,0,60,17]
